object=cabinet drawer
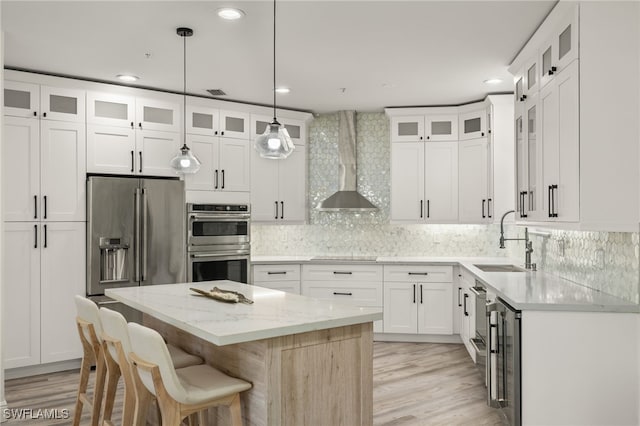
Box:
[301,282,382,307]
[302,264,383,282]
[254,281,300,295]
[383,265,453,283]
[253,264,300,282]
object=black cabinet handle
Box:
[551,184,558,218]
[463,293,469,316]
[43,224,47,248]
[408,272,428,276]
[481,132,485,137]
[426,136,430,140]
[43,112,47,118]
[33,111,37,117]
[333,271,353,275]
[419,136,423,140]
[333,292,353,296]
[130,150,134,173]
[34,195,37,219]
[130,121,134,129]
[548,185,553,218]
[274,201,278,220]
[280,201,284,220]
[34,225,38,248]
[420,200,423,218]
[548,66,557,76]
[221,131,225,136]
[214,130,218,135]
[139,151,142,173]
[427,200,430,218]
[214,170,219,189]
[458,287,462,307]
[267,271,287,275]
[519,94,527,102]
[138,122,142,129]
[221,170,225,189]
[482,199,486,218]
[43,196,47,219]
[420,284,423,304]
[520,191,528,218]
[413,284,416,304]
[488,198,492,218]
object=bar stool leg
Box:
[91,354,106,426]
[228,394,243,426]
[72,348,94,426]
[101,349,121,426]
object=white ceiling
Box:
[2,1,556,113]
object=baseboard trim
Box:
[4,359,81,380]
[374,333,462,344]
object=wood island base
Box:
[144,315,373,426]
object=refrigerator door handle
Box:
[141,187,148,282]
[134,188,141,282]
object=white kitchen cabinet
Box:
[251,115,306,146]
[86,125,136,175]
[3,116,86,222]
[87,92,136,128]
[184,135,250,193]
[516,94,543,221]
[382,265,454,335]
[539,6,579,89]
[2,223,41,369]
[2,222,84,368]
[252,264,301,294]
[251,147,306,223]
[186,104,219,136]
[390,115,424,142]
[135,97,181,133]
[425,114,458,141]
[302,264,383,333]
[523,56,539,98]
[540,60,579,222]
[5,81,85,123]
[135,130,181,177]
[458,268,476,362]
[458,138,491,223]
[219,110,250,139]
[458,109,486,140]
[390,113,458,142]
[390,142,457,223]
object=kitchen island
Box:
[106,280,382,426]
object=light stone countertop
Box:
[251,256,640,313]
[106,280,383,346]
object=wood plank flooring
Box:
[3,342,505,425]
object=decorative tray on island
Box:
[190,287,254,305]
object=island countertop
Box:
[106,280,383,346]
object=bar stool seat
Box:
[167,345,203,369]
[128,322,252,426]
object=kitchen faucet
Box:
[499,210,534,270]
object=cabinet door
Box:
[390,116,424,142]
[219,110,250,139]
[250,149,280,222]
[136,130,181,177]
[278,148,306,222]
[40,222,85,363]
[255,281,301,294]
[425,114,458,141]
[186,105,219,136]
[136,97,181,133]
[219,138,251,192]
[390,142,424,222]
[515,105,528,220]
[417,282,453,335]
[86,124,136,175]
[40,121,86,221]
[458,139,489,223]
[424,142,458,222]
[2,223,41,368]
[383,282,418,334]
[523,57,539,97]
[87,92,135,128]
[4,81,39,118]
[524,95,542,220]
[40,86,85,123]
[459,110,486,140]
[3,117,40,221]
[184,134,218,191]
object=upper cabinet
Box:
[390,116,425,142]
[539,7,579,89]
[5,81,85,123]
[390,114,458,142]
[458,109,486,140]
[251,115,306,146]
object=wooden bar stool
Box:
[127,322,252,426]
[73,295,107,426]
[98,307,204,426]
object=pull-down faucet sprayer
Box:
[499,210,534,270]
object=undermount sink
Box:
[473,264,527,273]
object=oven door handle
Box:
[190,251,250,258]
[469,286,486,297]
[189,214,251,221]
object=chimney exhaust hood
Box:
[316,110,378,212]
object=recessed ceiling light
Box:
[117,74,139,83]
[484,78,503,85]
[275,87,290,94]
[217,8,245,20]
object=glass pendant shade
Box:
[170,145,201,174]
[255,120,295,159]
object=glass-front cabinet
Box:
[539,7,579,89]
[390,116,424,142]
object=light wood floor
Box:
[4,342,505,425]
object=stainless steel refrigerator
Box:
[86,176,185,317]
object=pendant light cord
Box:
[273,0,277,121]
[183,31,188,150]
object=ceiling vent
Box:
[206,89,227,96]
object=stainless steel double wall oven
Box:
[186,203,250,283]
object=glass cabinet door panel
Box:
[526,105,537,213]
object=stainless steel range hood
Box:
[316,111,378,212]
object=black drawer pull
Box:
[408,272,429,276]
[267,271,287,275]
[333,292,353,296]
[333,271,353,275]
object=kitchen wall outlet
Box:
[595,248,605,269]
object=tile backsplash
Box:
[252,112,640,304]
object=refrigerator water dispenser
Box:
[99,237,129,283]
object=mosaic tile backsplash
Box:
[252,112,640,303]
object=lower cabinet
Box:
[459,268,476,361]
[3,221,85,369]
[252,263,301,294]
[383,265,453,335]
[301,264,383,333]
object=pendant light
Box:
[170,27,201,174]
[254,0,294,159]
